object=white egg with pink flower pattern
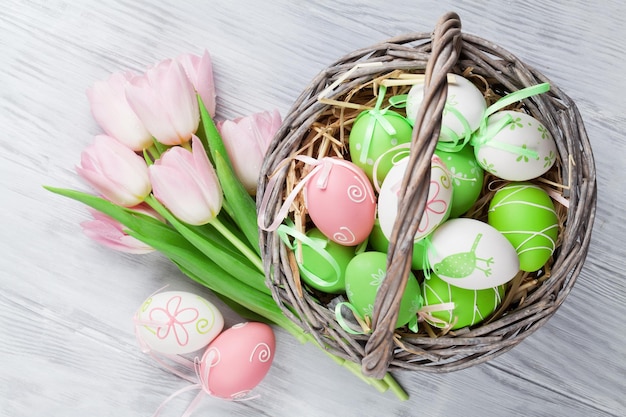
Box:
[377,155,453,242]
[135,291,224,354]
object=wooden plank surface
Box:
[1,0,624,416]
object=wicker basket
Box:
[257,12,596,379]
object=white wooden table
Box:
[2,1,624,416]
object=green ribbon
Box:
[277,222,342,290]
[470,83,551,159]
[358,85,397,165]
[334,302,370,335]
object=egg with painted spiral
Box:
[488,182,559,272]
[472,110,558,181]
[422,272,505,330]
[134,291,224,355]
[198,322,275,399]
[304,158,377,246]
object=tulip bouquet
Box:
[46,50,408,400]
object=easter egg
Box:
[435,145,484,217]
[349,109,413,187]
[135,291,224,355]
[422,272,505,330]
[304,158,376,246]
[473,110,557,181]
[378,155,453,243]
[488,182,559,272]
[298,228,356,293]
[368,219,427,270]
[344,251,423,328]
[406,74,486,143]
[199,322,275,400]
[427,218,520,290]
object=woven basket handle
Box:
[362,12,462,379]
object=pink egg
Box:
[199,322,275,400]
[304,158,376,246]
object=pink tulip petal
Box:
[158,61,199,142]
[77,135,151,207]
[81,218,154,254]
[150,164,215,225]
[191,136,222,214]
[87,72,152,151]
[178,50,217,117]
[217,110,281,195]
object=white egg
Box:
[135,291,224,355]
[378,155,453,242]
[406,74,486,143]
[473,110,557,181]
[427,218,519,290]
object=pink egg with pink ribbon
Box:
[303,157,377,246]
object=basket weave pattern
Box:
[258,12,596,378]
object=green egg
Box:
[435,145,484,218]
[349,109,413,187]
[368,219,427,270]
[422,272,504,329]
[344,251,423,328]
[488,182,559,272]
[299,228,356,293]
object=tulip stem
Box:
[210,216,264,273]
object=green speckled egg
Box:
[344,251,423,328]
[488,182,559,272]
[422,272,504,329]
[349,109,413,187]
[435,145,484,217]
[368,219,427,270]
[299,228,356,293]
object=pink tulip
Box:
[81,207,156,254]
[149,136,222,225]
[86,71,153,151]
[217,109,281,195]
[77,135,152,207]
[176,50,217,118]
[125,60,199,146]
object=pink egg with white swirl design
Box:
[134,291,225,355]
[199,322,275,400]
[304,158,376,246]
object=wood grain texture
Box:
[1,0,624,416]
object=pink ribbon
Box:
[257,156,370,232]
[151,352,259,417]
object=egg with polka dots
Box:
[349,108,413,187]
